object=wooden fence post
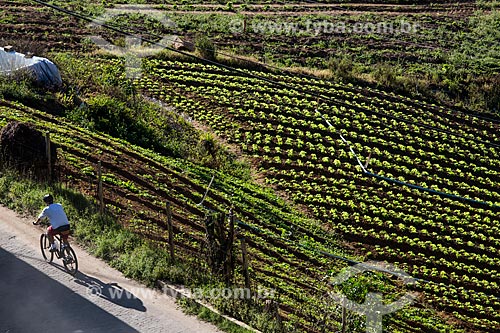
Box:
[167,201,175,262]
[341,298,346,333]
[227,209,235,285]
[97,160,104,214]
[204,210,236,285]
[45,132,51,182]
[240,237,251,292]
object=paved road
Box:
[0,206,221,333]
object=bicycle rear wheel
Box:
[62,246,78,275]
[40,234,53,263]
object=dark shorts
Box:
[47,224,71,240]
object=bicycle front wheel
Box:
[62,246,78,275]
[40,234,53,263]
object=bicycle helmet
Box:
[43,194,54,204]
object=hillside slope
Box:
[133,57,500,332]
[0,95,471,332]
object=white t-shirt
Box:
[38,203,70,229]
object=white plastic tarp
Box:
[0,47,62,86]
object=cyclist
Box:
[33,194,70,252]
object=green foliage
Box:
[211,296,284,333]
[52,53,124,97]
[0,73,57,111]
[2,88,486,332]
[3,4,498,325]
[327,55,354,81]
[477,0,500,9]
[114,243,165,283]
[200,133,248,175]
[372,63,399,88]
[132,57,500,332]
[461,10,500,70]
[0,172,46,215]
[67,94,159,150]
[195,36,217,61]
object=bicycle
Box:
[38,227,78,275]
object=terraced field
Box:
[1,0,500,332]
[133,58,500,332]
[166,1,481,69]
[0,0,89,53]
[0,0,484,71]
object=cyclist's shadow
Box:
[73,272,147,312]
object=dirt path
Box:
[0,205,222,333]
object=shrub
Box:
[195,36,217,61]
[372,63,398,88]
[67,94,159,150]
[327,55,354,81]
